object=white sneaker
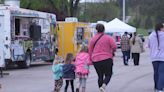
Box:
[129,58,132,62]
[100,84,106,92]
[100,87,105,92]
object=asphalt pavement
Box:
[0,47,155,92]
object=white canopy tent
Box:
[97,21,107,25]
[105,18,136,33]
[90,21,108,36]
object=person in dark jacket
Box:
[63,53,75,92]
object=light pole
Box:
[84,0,86,22]
[123,0,125,22]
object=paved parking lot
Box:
[0,48,155,92]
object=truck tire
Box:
[17,61,25,69]
[17,55,31,68]
[5,59,14,69]
[45,59,54,62]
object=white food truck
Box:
[0,0,57,68]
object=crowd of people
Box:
[121,31,144,66]
[52,23,164,92]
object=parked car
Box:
[106,33,121,48]
[115,35,121,48]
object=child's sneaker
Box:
[76,88,79,92]
[100,84,106,92]
[100,87,105,92]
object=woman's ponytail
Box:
[155,23,163,49]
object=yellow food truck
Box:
[57,18,91,58]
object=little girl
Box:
[52,56,63,92]
[75,45,91,92]
[62,53,75,92]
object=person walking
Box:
[121,32,131,65]
[88,24,117,92]
[130,32,144,66]
[52,56,63,92]
[75,45,91,92]
[63,53,75,92]
[148,23,164,92]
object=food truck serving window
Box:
[15,19,20,35]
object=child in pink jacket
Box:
[75,45,91,92]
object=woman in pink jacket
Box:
[75,45,91,92]
[88,24,117,92]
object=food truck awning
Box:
[10,8,56,21]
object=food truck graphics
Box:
[57,19,91,58]
[0,4,57,68]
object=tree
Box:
[20,0,80,20]
[78,1,120,22]
[20,0,68,20]
[69,0,80,17]
[0,0,4,3]
[155,0,164,23]
[126,0,164,28]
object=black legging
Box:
[93,58,113,88]
[64,80,74,92]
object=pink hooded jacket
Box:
[75,52,91,74]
